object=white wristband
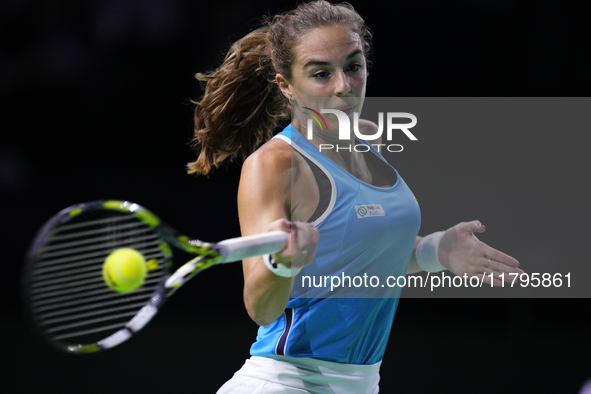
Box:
[416,231,447,272]
[263,254,302,278]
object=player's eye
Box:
[348,63,363,73]
[313,71,329,80]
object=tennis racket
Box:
[21,200,288,354]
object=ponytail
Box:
[187,27,289,175]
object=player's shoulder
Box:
[242,137,292,177]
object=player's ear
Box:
[276,73,292,101]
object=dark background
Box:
[2,0,590,393]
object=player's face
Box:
[278,23,367,134]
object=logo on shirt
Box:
[355,204,385,218]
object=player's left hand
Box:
[438,221,523,286]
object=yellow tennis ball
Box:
[102,248,147,293]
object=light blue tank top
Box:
[250,124,421,364]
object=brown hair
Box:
[187,1,372,175]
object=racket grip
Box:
[216,231,289,263]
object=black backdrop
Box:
[2,1,590,393]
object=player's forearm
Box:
[243,257,293,327]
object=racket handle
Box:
[216,231,289,263]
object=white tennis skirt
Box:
[216,355,381,393]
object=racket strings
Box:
[38,229,160,260]
[33,244,163,276]
[28,209,170,347]
[30,247,165,291]
[32,276,162,301]
[45,218,146,243]
[32,283,156,310]
[35,292,158,320]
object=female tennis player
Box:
[188,1,522,392]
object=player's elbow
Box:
[247,310,275,327]
[244,293,284,327]
[244,300,279,327]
